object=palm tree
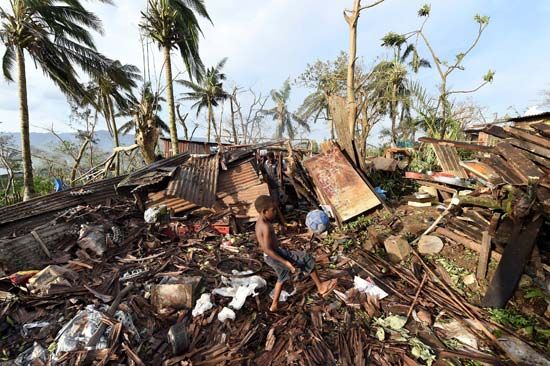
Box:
[264,79,310,140]
[87,61,141,175]
[178,58,229,142]
[140,0,211,156]
[372,32,430,145]
[0,0,110,200]
[296,90,332,138]
[120,83,168,164]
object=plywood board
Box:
[303,143,381,222]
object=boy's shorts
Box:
[264,248,315,283]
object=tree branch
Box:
[359,0,385,11]
[447,80,490,96]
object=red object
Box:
[8,270,40,286]
[212,224,230,235]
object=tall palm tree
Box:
[120,83,168,164]
[87,61,141,175]
[178,58,229,142]
[372,32,430,145]
[0,0,110,200]
[140,0,211,156]
[264,79,310,140]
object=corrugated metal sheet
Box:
[220,183,270,219]
[145,158,266,219]
[0,222,74,272]
[118,153,190,189]
[217,159,261,197]
[303,142,381,222]
[0,176,125,228]
[431,144,469,178]
[161,138,231,157]
[165,154,220,208]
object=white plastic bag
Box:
[192,293,213,317]
[217,307,236,322]
[354,276,388,299]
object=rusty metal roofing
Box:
[431,144,469,179]
[303,142,381,222]
[118,153,190,189]
[0,176,126,229]
[165,154,220,208]
[217,159,262,197]
[220,182,269,219]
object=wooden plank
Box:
[481,155,524,185]
[531,122,550,137]
[432,145,469,178]
[459,161,503,184]
[415,180,457,194]
[303,142,381,222]
[447,220,483,241]
[482,216,543,307]
[476,231,491,280]
[418,137,493,152]
[435,227,501,261]
[504,126,550,148]
[509,138,550,159]
[483,125,510,139]
[495,142,545,181]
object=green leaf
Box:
[483,69,495,82]
[418,4,431,17]
[474,14,490,25]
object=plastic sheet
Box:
[217,307,236,322]
[192,293,213,317]
[54,305,138,358]
[214,271,266,311]
[353,276,388,299]
[15,342,46,366]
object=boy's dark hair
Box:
[267,151,275,160]
[255,195,275,212]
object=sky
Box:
[1,0,549,145]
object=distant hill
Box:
[2,130,135,153]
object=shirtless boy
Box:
[254,195,337,312]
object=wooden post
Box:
[482,217,543,308]
[476,231,491,280]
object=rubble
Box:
[384,235,411,262]
[0,135,547,365]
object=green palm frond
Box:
[140,0,210,81]
[1,46,15,81]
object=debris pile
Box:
[0,136,548,365]
[405,115,549,310]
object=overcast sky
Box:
[1,0,549,144]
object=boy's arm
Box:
[259,229,295,273]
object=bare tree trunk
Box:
[345,0,361,140]
[70,139,91,184]
[230,96,238,144]
[163,46,178,156]
[176,105,189,140]
[107,100,120,176]
[207,101,212,142]
[136,117,159,165]
[390,83,398,146]
[0,156,14,205]
[90,109,98,167]
[16,46,34,201]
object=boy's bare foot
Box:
[319,279,337,298]
[269,304,278,312]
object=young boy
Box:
[255,195,336,312]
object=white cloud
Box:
[0,0,549,145]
